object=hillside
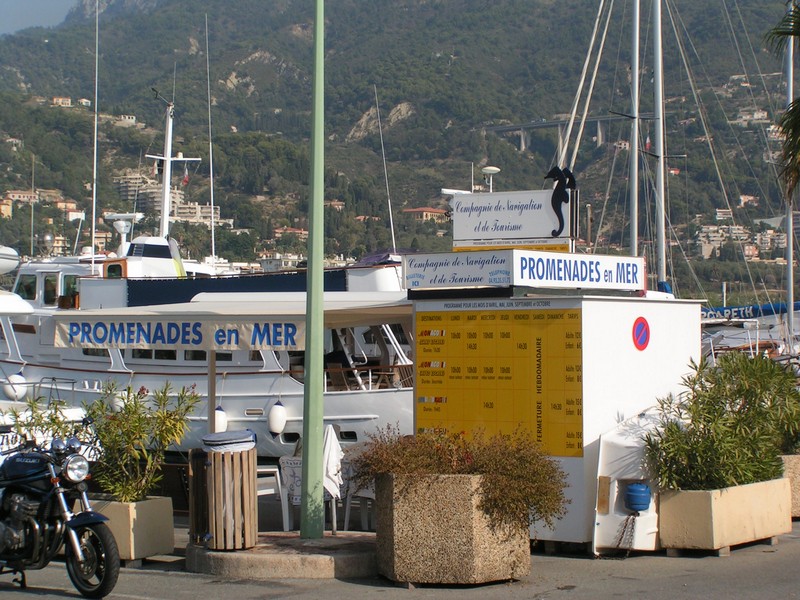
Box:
[0,0,793,301]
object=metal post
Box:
[629,0,639,257]
[300,0,325,539]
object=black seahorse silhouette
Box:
[563,167,576,191]
[545,166,569,237]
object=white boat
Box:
[0,99,414,458]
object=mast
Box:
[146,91,199,239]
[653,0,668,290]
[786,2,795,346]
[629,0,640,257]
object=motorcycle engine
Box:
[0,493,40,553]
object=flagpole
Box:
[300,0,326,539]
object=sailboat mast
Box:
[629,0,640,257]
[653,0,668,289]
[786,2,795,345]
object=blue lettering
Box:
[152,323,165,344]
[92,322,108,344]
[108,322,125,344]
[166,322,180,344]
[192,322,202,344]
[214,328,227,345]
[136,323,151,345]
[81,322,92,343]
[68,323,80,343]
[284,323,297,346]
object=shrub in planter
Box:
[644,353,800,491]
[351,426,567,583]
[644,353,797,551]
[86,383,200,503]
[84,383,200,561]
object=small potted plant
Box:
[84,382,200,562]
[350,426,567,585]
[644,353,797,554]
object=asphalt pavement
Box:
[2,519,800,599]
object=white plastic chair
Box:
[341,459,376,531]
[278,456,339,531]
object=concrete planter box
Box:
[90,495,174,561]
[781,455,800,518]
[375,473,529,584]
[658,478,792,552]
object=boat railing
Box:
[322,363,413,392]
[0,376,80,407]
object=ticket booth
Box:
[405,249,702,545]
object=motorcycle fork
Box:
[47,464,85,564]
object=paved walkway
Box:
[126,516,800,600]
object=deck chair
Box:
[278,456,340,531]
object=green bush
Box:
[644,353,800,491]
[5,398,82,443]
[350,426,568,532]
[86,383,200,503]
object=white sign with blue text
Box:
[54,319,306,350]
[404,250,646,292]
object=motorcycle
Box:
[0,420,119,598]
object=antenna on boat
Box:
[374,85,397,253]
[90,0,99,272]
[206,15,217,268]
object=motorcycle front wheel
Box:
[65,522,120,599]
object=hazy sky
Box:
[2,1,76,36]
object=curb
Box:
[185,535,378,580]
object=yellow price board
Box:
[415,307,583,457]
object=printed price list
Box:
[416,308,583,457]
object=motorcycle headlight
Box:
[62,454,90,483]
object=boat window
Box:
[82,348,108,357]
[389,323,410,345]
[154,349,177,360]
[106,263,123,278]
[15,274,36,300]
[63,275,79,297]
[248,351,262,362]
[131,348,153,359]
[185,349,207,361]
[128,243,172,259]
[216,352,232,362]
[43,274,58,306]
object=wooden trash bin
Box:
[190,430,258,551]
[206,447,257,550]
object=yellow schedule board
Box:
[415,307,583,457]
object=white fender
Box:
[3,373,27,401]
[268,402,287,435]
[213,405,228,432]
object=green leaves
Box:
[86,383,200,503]
[645,353,800,491]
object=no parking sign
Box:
[632,317,650,351]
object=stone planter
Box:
[89,495,174,562]
[658,478,792,553]
[781,455,800,518]
[375,473,529,584]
